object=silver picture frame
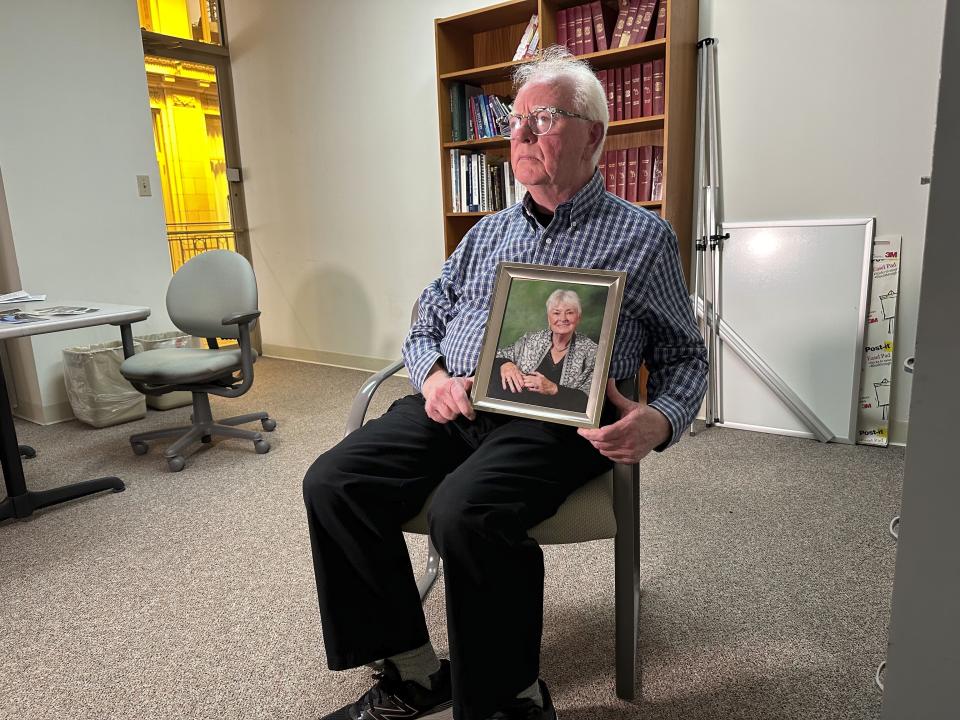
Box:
[471,262,626,428]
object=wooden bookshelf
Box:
[435,0,699,276]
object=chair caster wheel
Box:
[167,456,186,472]
[19,445,37,459]
[131,441,149,456]
[201,434,212,444]
[261,418,277,431]
[254,439,270,454]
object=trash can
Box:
[62,340,146,428]
[135,331,201,410]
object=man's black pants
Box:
[302,394,612,720]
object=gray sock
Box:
[516,679,543,708]
[379,642,442,689]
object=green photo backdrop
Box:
[496,278,608,348]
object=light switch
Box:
[137,175,151,196]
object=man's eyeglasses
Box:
[497,106,591,138]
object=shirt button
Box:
[544,237,552,245]
[570,221,578,229]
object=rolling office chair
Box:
[117,250,276,472]
[343,303,643,701]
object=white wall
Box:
[0,0,173,422]
[226,0,483,369]
[699,0,946,443]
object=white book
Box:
[449,150,459,213]
[471,154,480,212]
[460,154,469,212]
[512,14,538,61]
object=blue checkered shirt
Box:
[402,170,707,449]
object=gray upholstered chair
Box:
[344,310,642,700]
[116,250,276,472]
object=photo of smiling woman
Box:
[489,287,599,413]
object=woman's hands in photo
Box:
[521,371,558,396]
[500,361,526,393]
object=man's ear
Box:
[587,122,605,160]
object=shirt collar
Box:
[520,170,606,229]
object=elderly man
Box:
[304,46,707,720]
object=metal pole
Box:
[706,39,724,424]
[691,41,709,434]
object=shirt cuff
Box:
[407,351,443,392]
[648,395,687,451]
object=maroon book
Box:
[654,0,667,39]
[567,8,577,52]
[591,1,608,51]
[582,3,594,53]
[614,67,624,121]
[626,147,639,202]
[609,0,631,48]
[652,59,665,115]
[605,71,615,120]
[642,61,654,116]
[638,145,653,201]
[616,149,628,198]
[599,150,608,190]
[605,150,617,192]
[574,5,585,56]
[631,63,642,117]
[557,9,568,49]
[597,69,609,119]
[622,65,633,120]
[630,0,657,45]
[650,145,664,200]
[619,0,642,47]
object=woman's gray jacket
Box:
[495,329,598,394]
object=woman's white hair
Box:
[546,289,582,316]
[513,45,609,166]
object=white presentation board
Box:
[715,218,874,443]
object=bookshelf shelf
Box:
[435,0,698,266]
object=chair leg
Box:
[416,535,441,602]
[614,467,641,701]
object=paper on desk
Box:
[0,291,47,303]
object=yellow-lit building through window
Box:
[145,56,235,272]
[138,0,222,45]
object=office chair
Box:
[343,304,642,701]
[116,250,276,472]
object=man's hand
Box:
[422,366,475,423]
[522,371,558,396]
[577,379,671,464]
[500,361,525,393]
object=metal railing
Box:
[166,223,236,272]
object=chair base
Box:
[130,392,275,471]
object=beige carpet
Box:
[0,357,902,719]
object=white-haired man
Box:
[305,47,707,720]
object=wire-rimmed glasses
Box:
[497,106,591,138]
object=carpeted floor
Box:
[0,357,902,720]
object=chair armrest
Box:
[222,310,261,326]
[345,359,406,437]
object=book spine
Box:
[652,59,665,115]
[629,0,656,45]
[467,96,476,140]
[566,8,577,52]
[525,27,539,57]
[631,63,642,117]
[597,70,609,121]
[599,151,608,189]
[638,145,653,201]
[615,67,624,122]
[623,65,633,120]
[651,146,663,200]
[481,95,494,138]
[574,5,584,56]
[480,154,488,211]
[642,61,653,116]
[591,1,608,51]
[626,147,639,202]
[450,149,459,212]
[582,2,594,54]
[610,0,630,48]
[605,71,615,122]
[450,84,461,142]
[619,0,641,48]
[654,0,667,39]
[557,9,568,49]
[616,149,627,198]
[605,150,617,193]
[513,14,537,61]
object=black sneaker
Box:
[484,679,558,720]
[321,659,453,720]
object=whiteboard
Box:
[714,218,874,443]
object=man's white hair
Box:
[546,289,583,316]
[513,45,609,167]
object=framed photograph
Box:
[471,263,626,428]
